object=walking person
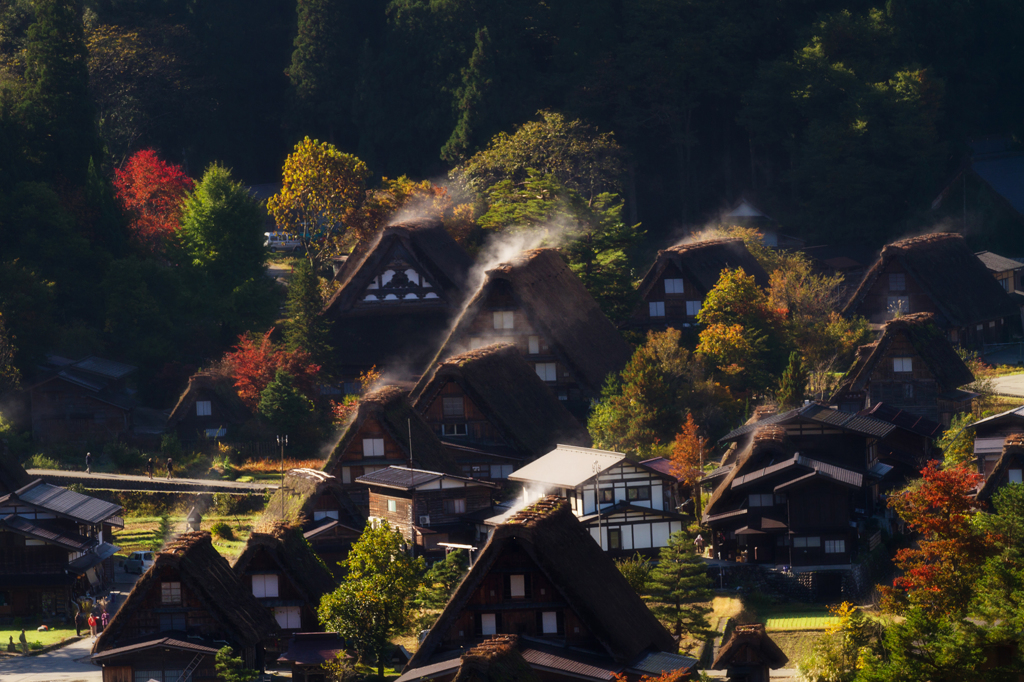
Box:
[694,533,706,556]
[166,456,173,479]
[85,451,92,474]
[88,613,97,639]
[75,610,82,636]
[147,457,154,480]
[101,608,110,632]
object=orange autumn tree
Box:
[224,328,321,412]
[612,667,690,682]
[671,414,708,517]
[113,149,193,253]
[880,461,996,617]
[356,176,476,245]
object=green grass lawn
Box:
[769,630,821,665]
[0,627,79,650]
[765,614,839,630]
[113,514,259,562]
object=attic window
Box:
[528,335,540,354]
[274,605,301,629]
[536,363,557,382]
[441,423,467,436]
[665,278,684,294]
[1009,469,1022,484]
[196,400,211,417]
[442,397,464,418]
[387,499,398,512]
[686,301,701,317]
[493,311,514,329]
[161,581,182,604]
[649,302,666,317]
[252,574,279,598]
[893,357,913,373]
[889,273,906,291]
[508,574,528,598]
[363,438,385,458]
[479,613,498,636]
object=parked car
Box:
[124,550,154,574]
[265,231,303,252]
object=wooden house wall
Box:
[583,507,685,556]
[975,419,1024,475]
[856,260,940,325]
[240,548,320,632]
[987,453,1024,498]
[100,654,218,682]
[629,262,706,329]
[110,567,224,643]
[420,380,505,447]
[439,542,595,650]
[788,485,853,530]
[865,333,940,422]
[367,484,493,543]
[330,416,410,485]
[174,388,242,441]
[553,461,668,517]
[29,381,129,444]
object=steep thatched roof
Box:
[451,636,540,682]
[703,426,789,523]
[261,468,364,530]
[834,313,975,397]
[977,434,1024,502]
[711,623,788,670]
[412,343,588,457]
[165,371,250,429]
[233,521,337,607]
[635,238,769,300]
[0,444,30,495]
[426,249,631,397]
[408,496,675,669]
[94,532,279,654]
[842,233,1019,326]
[324,385,460,476]
[322,219,473,377]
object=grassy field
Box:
[113,514,260,562]
[769,631,821,664]
[0,627,79,650]
[765,614,839,630]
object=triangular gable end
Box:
[358,240,445,306]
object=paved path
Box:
[0,635,101,681]
[26,469,278,494]
[989,373,1024,398]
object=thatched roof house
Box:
[166,371,250,441]
[968,404,1024,477]
[625,238,769,331]
[405,496,697,682]
[323,218,475,381]
[324,385,460,494]
[449,636,540,682]
[412,343,588,477]
[93,532,279,679]
[711,623,788,682]
[977,434,1024,502]
[232,521,337,637]
[423,248,631,419]
[842,233,1020,345]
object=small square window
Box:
[252,574,279,598]
[664,278,684,294]
[599,488,614,503]
[893,357,912,373]
[196,400,211,417]
[748,493,774,507]
[528,335,540,354]
[686,300,701,317]
[441,423,467,436]
[825,539,846,554]
[535,362,557,381]
[608,528,622,550]
[492,311,514,329]
[387,499,397,512]
[159,612,186,632]
[889,273,906,291]
[363,438,385,457]
[627,486,651,501]
[649,301,666,317]
[510,574,526,598]
[481,613,497,635]
[161,581,182,604]
[542,611,559,634]
[443,498,467,514]
[1009,469,1022,484]
[442,396,464,418]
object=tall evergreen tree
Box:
[777,351,807,409]
[284,258,332,368]
[22,0,99,185]
[647,530,714,650]
[441,27,494,164]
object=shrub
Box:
[614,553,653,595]
[104,441,145,472]
[24,453,60,470]
[211,521,235,540]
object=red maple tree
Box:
[113,149,193,253]
[224,329,321,411]
[880,461,995,616]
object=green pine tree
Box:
[214,646,258,682]
[258,370,315,435]
[777,351,808,409]
[441,27,494,164]
[284,258,333,368]
[648,531,714,650]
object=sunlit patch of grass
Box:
[0,627,79,649]
[113,514,259,561]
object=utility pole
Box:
[277,435,288,517]
[593,461,603,551]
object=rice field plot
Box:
[764,613,839,631]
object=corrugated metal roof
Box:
[509,445,625,488]
[355,466,496,490]
[627,651,698,676]
[971,405,1024,429]
[975,436,1008,455]
[395,655,462,682]
[732,454,863,490]
[719,404,896,443]
[17,481,123,524]
[0,514,95,551]
[702,464,734,482]
[975,251,1024,273]
[91,636,220,661]
[520,643,622,680]
[73,356,136,379]
[69,542,119,573]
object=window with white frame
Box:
[387,499,397,512]
[1009,469,1023,484]
[510,574,526,598]
[443,498,467,514]
[441,423,467,436]
[824,539,846,554]
[161,581,182,604]
[196,400,211,417]
[274,606,302,629]
[893,357,913,373]
[889,273,906,291]
[252,574,279,598]
[542,611,559,634]
[793,536,821,548]
[649,301,666,317]
[363,438,385,457]
[528,335,540,354]
[627,486,651,501]
[493,311,514,329]
[748,493,774,507]
[442,396,464,418]
[686,300,701,317]
[665,278,684,294]
[535,363,557,381]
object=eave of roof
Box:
[508,446,626,488]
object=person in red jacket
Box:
[88,613,97,639]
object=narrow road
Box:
[26,469,278,494]
[0,636,101,681]
[989,373,1024,399]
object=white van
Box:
[264,232,303,252]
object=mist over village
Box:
[2,1,1024,681]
